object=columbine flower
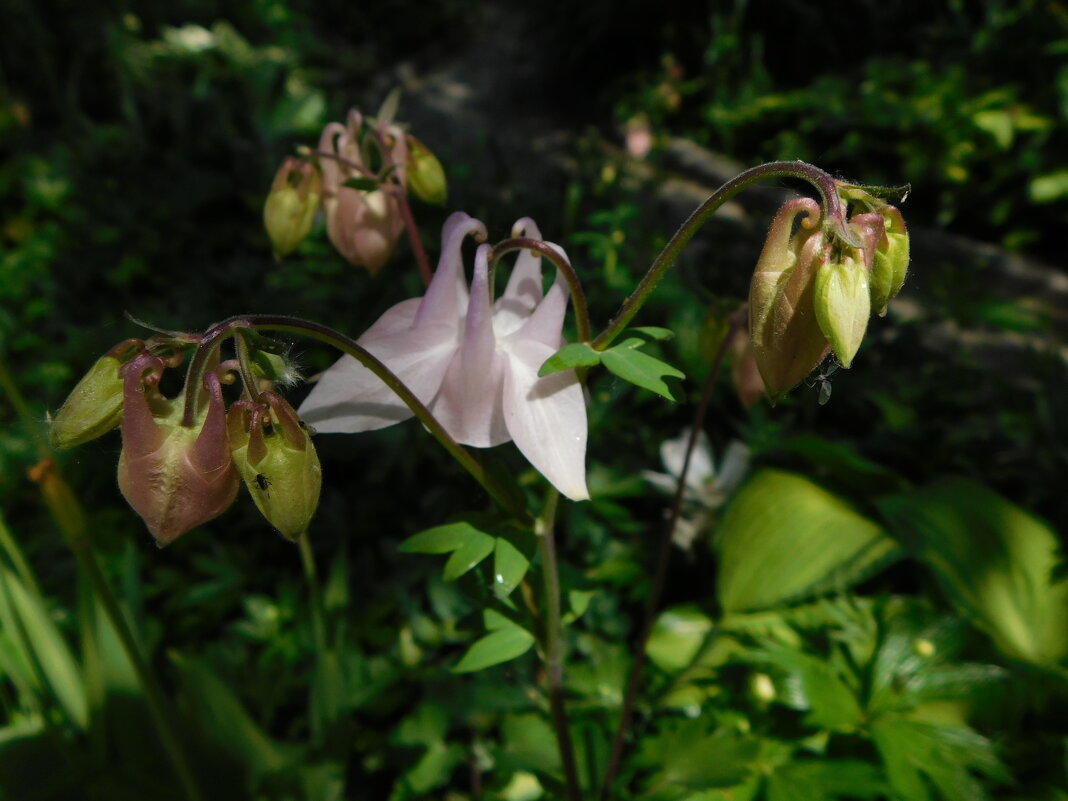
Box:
[298,212,588,500]
[642,429,749,549]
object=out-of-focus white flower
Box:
[642,429,750,549]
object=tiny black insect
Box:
[805,359,840,406]
[254,473,272,492]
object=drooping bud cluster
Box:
[747,185,909,401]
[263,100,448,272]
[49,328,321,546]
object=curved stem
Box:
[535,488,581,801]
[309,148,377,181]
[235,315,534,526]
[233,329,263,401]
[592,161,846,351]
[490,238,592,344]
[181,319,247,427]
[599,310,742,799]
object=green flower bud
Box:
[228,392,321,540]
[50,339,144,450]
[405,135,447,205]
[870,205,910,316]
[748,198,830,401]
[814,251,871,368]
[264,157,321,258]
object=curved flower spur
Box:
[298,212,589,501]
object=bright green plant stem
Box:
[490,238,593,343]
[535,487,581,801]
[189,315,534,526]
[298,532,328,664]
[599,311,743,799]
[592,160,847,351]
[0,351,206,801]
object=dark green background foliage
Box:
[0,1,1065,799]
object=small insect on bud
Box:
[117,354,239,546]
[748,197,831,401]
[264,157,322,258]
[227,392,321,540]
[50,339,146,450]
[405,134,447,205]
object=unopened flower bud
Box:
[325,186,403,273]
[50,339,145,450]
[870,205,910,316]
[405,135,447,205]
[748,198,830,400]
[264,157,321,258]
[728,326,765,409]
[814,251,871,369]
[117,354,239,546]
[228,392,321,540]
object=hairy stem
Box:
[593,160,845,351]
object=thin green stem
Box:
[236,315,534,526]
[592,161,846,351]
[599,310,742,799]
[0,509,45,603]
[233,329,264,402]
[490,238,592,344]
[535,488,581,801]
[298,533,327,658]
[181,319,247,427]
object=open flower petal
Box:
[503,338,589,501]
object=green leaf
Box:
[647,605,715,673]
[443,533,496,581]
[399,521,490,554]
[628,326,675,341]
[0,565,87,729]
[452,625,535,673]
[172,653,296,778]
[538,342,602,376]
[492,537,530,599]
[341,177,379,192]
[640,719,760,789]
[871,716,1009,801]
[715,469,899,613]
[601,345,685,400]
[876,478,1068,666]
[742,644,863,731]
[767,760,887,801]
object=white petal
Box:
[431,244,508,446]
[502,338,588,501]
[495,240,545,335]
[298,323,457,432]
[713,441,751,495]
[415,213,485,328]
[359,296,421,340]
[659,428,715,497]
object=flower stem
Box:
[393,187,433,287]
[599,310,742,799]
[181,319,248,427]
[593,160,846,351]
[535,488,581,801]
[490,238,592,343]
[234,315,534,526]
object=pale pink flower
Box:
[299,212,588,500]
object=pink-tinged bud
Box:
[748,198,831,400]
[227,392,321,540]
[324,186,403,273]
[264,157,322,258]
[405,134,447,205]
[50,339,145,450]
[728,326,765,409]
[117,354,238,546]
[870,205,910,316]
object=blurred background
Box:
[0,1,1066,799]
